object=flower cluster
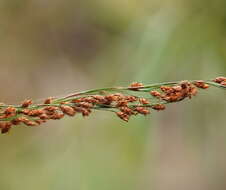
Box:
[0,77,225,134]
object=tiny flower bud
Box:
[60,105,76,116]
[139,98,150,105]
[21,100,33,108]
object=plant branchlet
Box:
[0,77,225,134]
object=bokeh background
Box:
[0,0,226,189]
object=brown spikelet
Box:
[60,105,76,116]
[172,85,182,92]
[44,106,58,112]
[49,113,64,120]
[27,109,44,117]
[24,120,38,126]
[128,82,144,91]
[18,117,37,126]
[104,95,116,102]
[190,86,198,96]
[44,97,54,104]
[4,107,16,115]
[129,82,144,88]
[126,96,137,102]
[80,97,98,103]
[221,81,226,86]
[82,108,91,117]
[35,120,46,125]
[150,91,161,97]
[92,95,105,102]
[213,77,226,83]
[0,122,12,134]
[39,114,49,120]
[120,106,134,115]
[78,102,93,109]
[194,81,209,89]
[11,118,22,125]
[135,107,150,115]
[116,100,128,107]
[152,104,166,111]
[21,100,33,108]
[116,112,129,122]
[20,109,30,115]
[139,98,150,105]
[160,86,173,93]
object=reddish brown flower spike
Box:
[0,77,223,133]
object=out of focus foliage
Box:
[0,0,226,190]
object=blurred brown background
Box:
[0,0,226,189]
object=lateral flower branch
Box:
[0,77,225,134]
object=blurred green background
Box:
[0,0,226,189]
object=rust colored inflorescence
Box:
[0,77,224,134]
